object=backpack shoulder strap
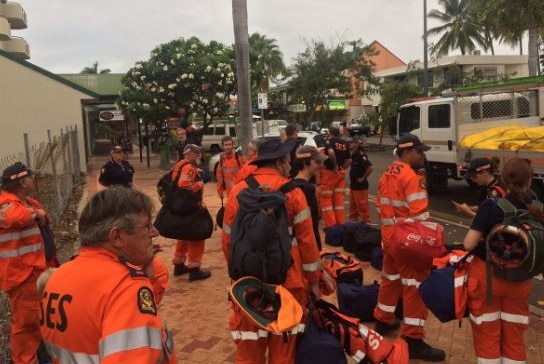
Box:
[279,181,298,194]
[172,162,189,189]
[496,198,517,219]
[245,174,260,189]
[234,151,241,167]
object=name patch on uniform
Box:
[137,288,157,315]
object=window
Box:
[398,106,420,135]
[214,126,225,135]
[417,71,433,89]
[443,66,463,88]
[428,104,451,128]
[517,98,530,118]
[229,126,237,136]
[470,100,513,120]
[203,127,214,135]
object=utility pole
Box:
[232,0,252,154]
[423,0,429,95]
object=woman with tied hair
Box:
[463,158,542,363]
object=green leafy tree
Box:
[118,37,236,126]
[289,39,378,121]
[249,32,287,93]
[81,61,111,74]
[427,0,487,56]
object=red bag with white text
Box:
[391,218,447,271]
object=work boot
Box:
[189,267,211,282]
[173,264,190,276]
[373,319,400,335]
[405,337,446,362]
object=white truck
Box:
[394,76,544,195]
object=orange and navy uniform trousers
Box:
[222,167,322,364]
[320,137,351,228]
[217,152,246,198]
[465,258,531,363]
[0,190,47,364]
[373,160,431,339]
[39,247,175,363]
[171,159,206,268]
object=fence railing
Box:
[0,125,81,363]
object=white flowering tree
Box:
[118,37,237,128]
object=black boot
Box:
[373,319,400,335]
[189,267,211,282]
[405,337,446,362]
[173,264,190,276]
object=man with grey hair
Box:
[39,187,175,363]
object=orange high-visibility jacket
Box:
[375,160,430,245]
[40,247,175,364]
[217,152,246,196]
[222,167,322,289]
[234,154,257,185]
[172,159,204,194]
[0,190,46,292]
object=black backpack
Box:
[156,162,199,215]
[229,175,297,284]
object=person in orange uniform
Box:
[217,136,246,198]
[171,144,211,281]
[39,187,175,364]
[348,136,373,223]
[373,134,445,362]
[235,139,259,183]
[222,139,322,364]
[463,158,537,363]
[0,162,47,364]
[320,126,351,228]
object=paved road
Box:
[363,136,544,316]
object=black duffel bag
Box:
[154,204,213,240]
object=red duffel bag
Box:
[391,218,447,271]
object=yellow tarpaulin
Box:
[459,125,544,151]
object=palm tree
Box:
[426,0,487,56]
[249,33,286,93]
[232,0,253,154]
[80,61,111,74]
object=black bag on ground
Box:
[296,310,347,364]
[370,246,383,271]
[342,223,374,253]
[154,204,213,240]
[229,175,297,284]
[337,280,403,322]
[349,227,381,261]
[156,162,199,215]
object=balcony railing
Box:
[2,36,30,59]
[0,2,27,29]
[0,17,11,41]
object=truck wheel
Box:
[210,145,221,155]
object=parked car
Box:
[199,121,239,154]
[308,121,322,132]
[348,122,371,137]
[207,131,326,178]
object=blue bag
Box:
[371,246,383,271]
[419,266,456,322]
[295,311,347,364]
[325,224,347,247]
[337,281,403,322]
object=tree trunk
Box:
[528,28,539,76]
[232,0,253,154]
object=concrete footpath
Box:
[84,153,544,364]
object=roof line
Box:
[0,49,100,98]
[369,40,406,66]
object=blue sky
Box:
[18,0,524,73]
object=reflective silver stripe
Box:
[333,188,344,193]
[406,191,428,203]
[412,211,430,220]
[379,197,390,205]
[291,238,298,246]
[225,181,236,187]
[380,218,394,226]
[100,326,162,358]
[230,330,269,341]
[502,357,527,364]
[470,311,500,325]
[179,174,192,180]
[353,349,366,363]
[377,302,396,313]
[404,317,425,326]
[302,260,321,272]
[322,207,333,212]
[334,206,344,210]
[401,278,421,288]
[454,275,467,288]
[358,324,369,339]
[375,207,381,214]
[293,208,311,224]
[0,226,41,243]
[321,190,333,195]
[501,312,529,325]
[223,223,231,235]
[391,199,408,208]
[477,358,501,364]
[45,341,99,364]
[381,272,400,281]
[0,242,42,258]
